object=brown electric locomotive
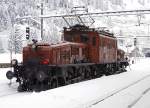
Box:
[6,24,128,92]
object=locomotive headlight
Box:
[31,44,37,51]
[32,44,36,49]
[41,59,49,65]
[11,59,18,66]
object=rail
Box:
[76,74,150,108]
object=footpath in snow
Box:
[0,58,150,108]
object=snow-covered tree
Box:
[8,25,23,53]
[0,0,149,54]
[0,38,5,53]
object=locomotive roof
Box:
[64,24,114,38]
[28,42,50,46]
[27,41,86,48]
[51,41,86,47]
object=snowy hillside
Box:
[0,0,150,53]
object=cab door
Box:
[88,32,99,63]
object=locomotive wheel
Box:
[74,67,78,78]
[121,65,127,72]
[58,77,65,86]
[85,66,91,79]
[108,65,113,75]
[81,67,85,80]
[18,80,34,92]
[66,67,74,81]
[51,79,58,89]
[81,66,91,80]
[18,85,24,92]
[96,66,104,77]
[91,66,98,78]
[105,64,111,76]
[76,67,82,82]
[34,82,42,92]
[18,84,27,92]
[105,64,115,75]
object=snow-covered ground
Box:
[0,58,150,108]
[0,53,22,63]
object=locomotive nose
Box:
[6,71,14,80]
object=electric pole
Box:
[41,2,43,40]
[134,37,137,63]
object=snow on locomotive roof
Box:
[64,24,115,38]
[27,41,85,48]
[51,41,86,47]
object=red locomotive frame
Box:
[6,24,128,92]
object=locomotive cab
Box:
[23,41,52,65]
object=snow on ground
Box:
[0,30,10,52]
[0,68,18,98]
[0,58,150,108]
[90,62,150,108]
[0,53,22,63]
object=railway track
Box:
[0,91,18,98]
[128,87,150,108]
[83,74,150,108]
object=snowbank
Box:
[0,58,150,108]
[0,53,22,63]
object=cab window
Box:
[92,37,96,46]
[80,34,89,43]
